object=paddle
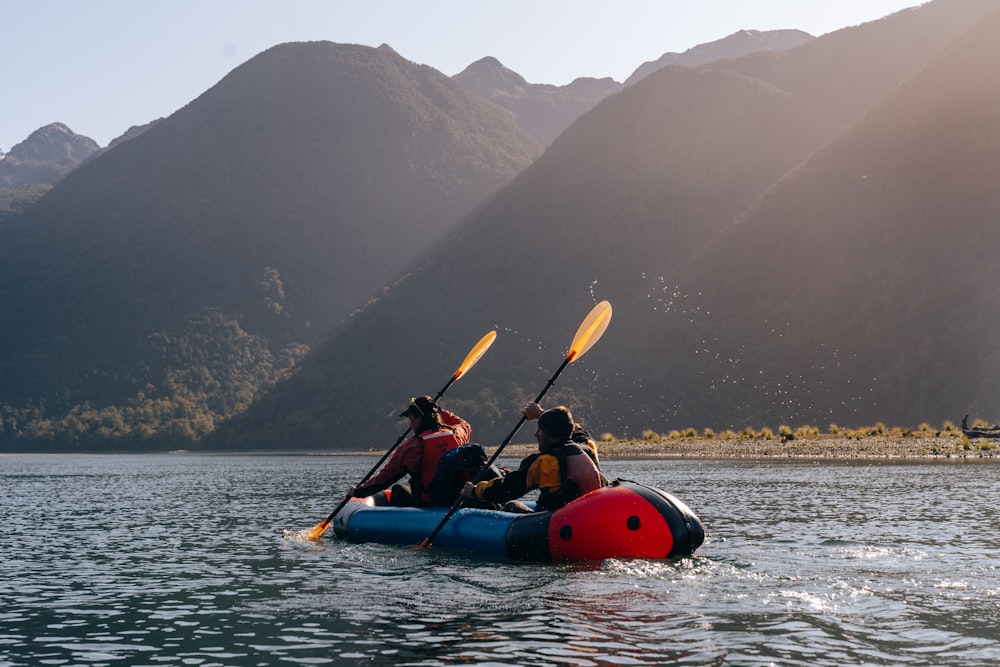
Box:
[415,300,612,550]
[296,330,498,541]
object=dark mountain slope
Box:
[208,1,999,450]
[0,42,541,450]
[655,5,1000,428]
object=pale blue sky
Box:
[1,0,921,151]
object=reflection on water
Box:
[2,454,999,666]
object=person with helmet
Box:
[460,402,607,513]
[348,395,471,507]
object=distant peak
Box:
[460,56,516,76]
[7,122,100,162]
[454,56,527,89]
[31,122,75,137]
[469,56,505,68]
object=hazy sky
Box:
[2,0,922,151]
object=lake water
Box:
[2,453,999,666]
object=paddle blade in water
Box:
[452,330,497,381]
[566,301,612,362]
[297,520,329,542]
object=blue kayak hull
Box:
[332,479,705,562]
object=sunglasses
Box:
[408,397,425,417]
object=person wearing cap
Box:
[522,401,602,464]
[348,395,471,507]
[460,402,607,513]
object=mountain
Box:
[453,29,814,147]
[0,42,541,451]
[0,123,101,220]
[0,122,100,187]
[624,29,814,86]
[207,0,1000,451]
[453,58,622,145]
[663,2,1000,428]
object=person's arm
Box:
[465,453,561,504]
[464,454,532,504]
[353,438,419,497]
[522,402,544,421]
[440,409,471,445]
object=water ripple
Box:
[3,455,1000,666]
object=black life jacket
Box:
[536,442,605,512]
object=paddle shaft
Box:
[314,376,459,531]
[478,356,569,478]
[419,356,570,547]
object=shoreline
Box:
[576,433,1000,460]
[331,432,1000,460]
[5,432,998,458]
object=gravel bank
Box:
[493,432,1000,460]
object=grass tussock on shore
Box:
[496,421,1000,460]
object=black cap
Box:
[537,407,574,440]
[400,395,439,418]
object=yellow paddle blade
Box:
[566,301,612,363]
[452,330,497,381]
[304,519,331,541]
[407,539,432,551]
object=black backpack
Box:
[427,443,504,507]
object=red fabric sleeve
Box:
[353,410,470,498]
[440,409,471,445]
[354,436,422,497]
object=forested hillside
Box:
[0,43,541,451]
[208,0,1000,450]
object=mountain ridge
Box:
[624,28,814,85]
[206,0,1000,451]
[453,28,815,146]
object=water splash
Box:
[634,272,884,428]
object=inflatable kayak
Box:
[332,479,705,562]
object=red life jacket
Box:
[415,429,461,503]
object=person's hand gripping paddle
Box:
[415,300,612,550]
[287,330,497,541]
